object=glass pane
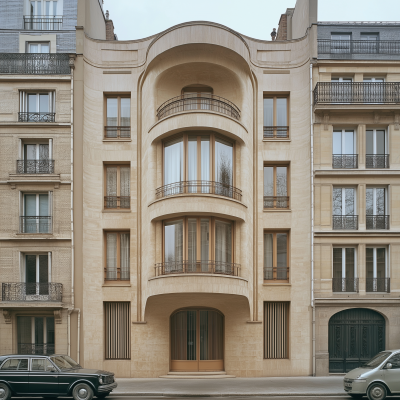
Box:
[120,233,130,280]
[18,317,32,347]
[200,310,223,360]
[201,137,210,183]
[39,194,48,216]
[332,188,342,215]
[276,98,287,126]
[376,130,385,155]
[366,248,374,278]
[26,255,37,284]
[263,98,273,126]
[106,98,118,126]
[39,144,49,160]
[29,44,39,53]
[333,248,342,278]
[106,233,117,279]
[28,94,37,112]
[39,94,49,113]
[344,131,354,154]
[120,167,130,197]
[188,138,197,186]
[345,188,354,216]
[377,248,386,278]
[25,144,37,160]
[366,188,373,215]
[164,138,183,186]
[264,233,273,279]
[40,44,50,54]
[277,233,287,269]
[276,167,287,196]
[32,358,52,371]
[215,221,232,264]
[171,311,196,361]
[200,219,209,270]
[164,220,183,264]
[188,219,197,266]
[187,311,196,360]
[47,317,55,346]
[215,139,233,186]
[120,98,130,126]
[263,167,274,196]
[35,317,44,345]
[37,1,41,15]
[376,188,385,215]
[366,130,373,154]
[25,194,37,216]
[345,248,354,278]
[38,255,48,284]
[106,167,117,196]
[45,1,50,16]
[333,131,342,154]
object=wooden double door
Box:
[170,309,224,372]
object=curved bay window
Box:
[156,217,239,276]
[158,132,241,201]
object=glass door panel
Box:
[164,220,183,272]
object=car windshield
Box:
[50,355,81,370]
[362,352,392,368]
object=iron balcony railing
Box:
[366,215,390,230]
[332,154,358,169]
[156,181,242,201]
[20,216,52,234]
[104,126,131,139]
[157,94,241,120]
[263,126,289,139]
[104,196,130,209]
[366,154,390,169]
[0,53,70,75]
[318,39,400,55]
[104,267,130,281]
[18,112,55,122]
[263,196,290,209]
[17,160,54,174]
[2,282,63,302]
[366,278,390,293]
[332,215,358,230]
[332,278,359,293]
[314,82,400,105]
[23,16,63,30]
[18,343,55,355]
[264,267,289,281]
[155,261,240,277]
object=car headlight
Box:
[354,379,366,383]
[98,376,103,384]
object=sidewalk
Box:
[113,376,347,397]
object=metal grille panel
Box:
[105,302,130,359]
[264,302,289,359]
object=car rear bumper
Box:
[97,381,118,393]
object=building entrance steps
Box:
[159,371,236,379]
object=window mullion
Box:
[373,248,377,279]
[342,248,346,279]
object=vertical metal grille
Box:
[264,302,289,359]
[105,302,130,359]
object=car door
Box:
[0,358,30,393]
[382,353,400,393]
[29,358,59,394]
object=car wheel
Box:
[367,383,387,400]
[350,394,363,399]
[0,383,11,400]
[72,383,94,400]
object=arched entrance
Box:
[329,308,385,373]
[170,308,224,372]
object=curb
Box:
[111,393,348,397]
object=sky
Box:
[104,0,400,42]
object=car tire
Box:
[72,383,94,400]
[367,383,387,400]
[0,383,11,400]
[350,394,363,399]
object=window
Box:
[28,43,50,53]
[332,248,357,292]
[366,188,388,229]
[263,165,289,209]
[104,96,131,139]
[19,91,55,122]
[363,77,385,103]
[264,232,289,281]
[24,253,51,296]
[21,193,52,233]
[330,78,353,104]
[25,1,62,30]
[264,302,289,359]
[105,232,130,281]
[366,129,389,168]
[388,354,400,369]
[366,248,389,292]
[263,96,289,138]
[332,188,357,229]
[181,85,213,111]
[0,358,29,370]
[332,130,357,168]
[331,33,351,53]
[360,33,379,53]
[18,142,53,174]
[31,358,53,371]
[104,165,130,209]
[105,302,130,359]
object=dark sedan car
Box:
[0,354,117,400]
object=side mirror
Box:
[46,366,56,372]
[385,363,393,369]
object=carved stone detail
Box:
[54,310,62,324]
[395,113,399,131]
[323,113,329,130]
[374,112,380,123]
[3,310,11,324]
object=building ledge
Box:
[315,169,400,177]
[149,273,248,282]
[0,302,63,308]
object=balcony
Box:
[104,196,130,209]
[332,278,359,293]
[104,126,131,139]
[18,112,56,123]
[366,155,390,169]
[314,82,400,105]
[2,282,63,302]
[20,216,52,234]
[156,94,240,121]
[0,54,70,75]
[17,160,54,174]
[332,215,358,230]
[263,196,289,209]
[18,343,55,355]
[332,155,358,169]
[366,278,390,293]
[155,261,240,277]
[263,126,289,139]
[23,16,63,30]
[156,181,242,202]
[318,39,400,56]
[264,267,289,281]
[366,215,390,230]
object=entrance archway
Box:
[170,308,224,371]
[329,308,385,373]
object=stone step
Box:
[160,371,236,379]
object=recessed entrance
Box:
[170,308,224,372]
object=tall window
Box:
[332,188,357,230]
[19,91,55,122]
[21,193,52,233]
[360,33,379,53]
[24,254,51,296]
[105,232,130,281]
[366,129,389,168]
[332,129,357,168]
[263,165,288,209]
[263,96,289,138]
[366,248,389,292]
[264,302,289,359]
[332,248,357,292]
[104,165,130,209]
[105,96,131,139]
[366,188,388,229]
[26,1,61,30]
[330,33,351,53]
[105,302,130,359]
[264,232,288,281]
[19,142,53,174]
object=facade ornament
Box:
[395,113,399,131]
[374,112,380,123]
[323,113,329,130]
[54,310,62,324]
[68,55,75,69]
[2,310,11,324]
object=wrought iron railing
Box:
[104,196,130,209]
[156,181,242,201]
[104,126,131,139]
[366,154,390,169]
[263,196,289,209]
[332,154,358,169]
[318,39,400,55]
[18,112,55,122]
[332,215,358,230]
[17,160,54,174]
[18,343,55,355]
[366,215,390,230]
[332,278,359,293]
[104,267,130,281]
[155,261,240,277]
[264,267,289,280]
[0,54,70,75]
[2,282,62,302]
[366,278,390,293]
[314,82,400,104]
[23,16,63,30]
[263,126,289,139]
[20,216,52,233]
[157,94,240,120]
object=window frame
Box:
[103,163,131,210]
[263,163,290,209]
[20,91,55,113]
[366,246,388,280]
[332,187,357,216]
[263,231,290,282]
[104,231,130,282]
[23,252,52,284]
[27,42,50,53]
[104,94,131,140]
[332,247,357,279]
[263,95,290,139]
